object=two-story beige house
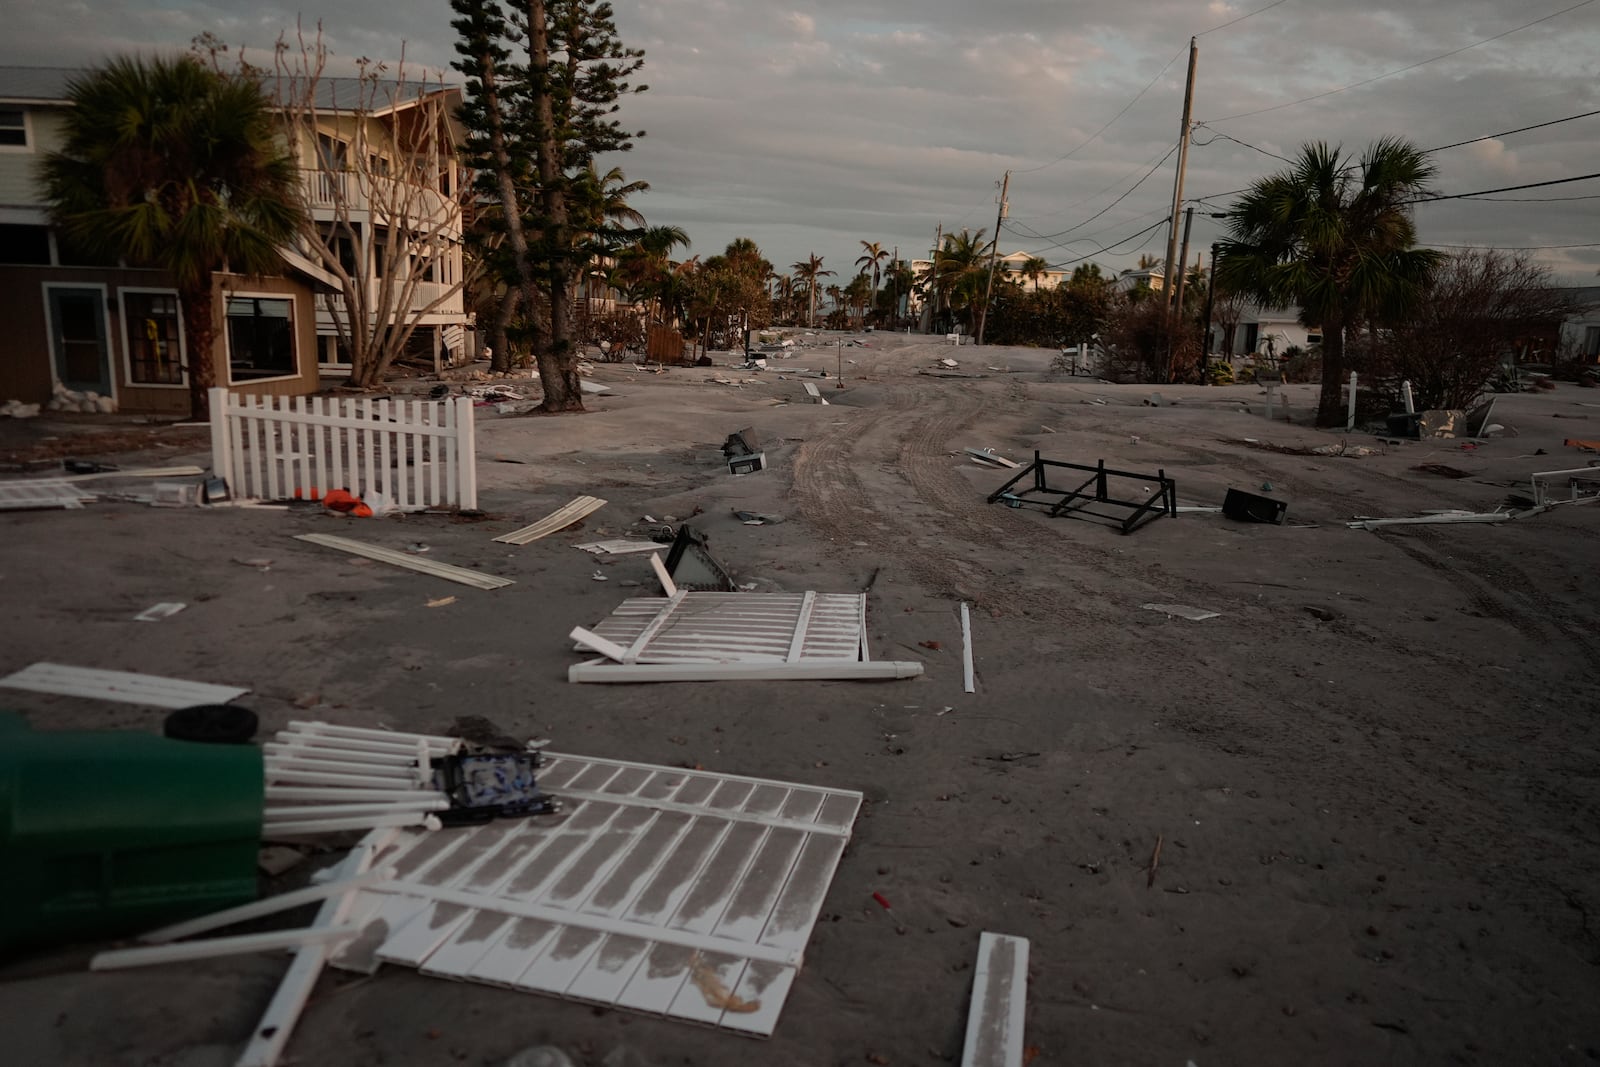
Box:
[0,66,470,417]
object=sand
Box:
[1,330,1598,1066]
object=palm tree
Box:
[1217,138,1441,426]
[1020,256,1050,291]
[931,229,989,331]
[856,240,889,323]
[41,56,302,419]
[791,253,834,328]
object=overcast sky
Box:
[7,0,1598,283]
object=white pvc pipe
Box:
[263,744,421,768]
[959,602,976,694]
[274,732,441,756]
[265,785,446,802]
[264,757,422,781]
[138,869,392,944]
[1401,379,1415,414]
[264,799,445,821]
[286,721,458,751]
[263,812,442,837]
[264,766,427,789]
[91,924,360,971]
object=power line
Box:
[1044,218,1171,269]
[1012,140,1181,240]
[1202,0,1596,124]
[1429,108,1600,152]
[1190,125,1292,162]
[1195,0,1294,36]
[1411,172,1600,203]
[1014,46,1186,175]
[1460,193,1600,202]
[1428,241,1600,250]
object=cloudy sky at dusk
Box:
[6,0,1597,282]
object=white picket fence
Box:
[209,388,478,511]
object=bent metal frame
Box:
[987,451,1177,534]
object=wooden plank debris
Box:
[1141,603,1221,622]
[0,662,248,708]
[294,533,513,590]
[494,496,607,545]
[0,479,95,510]
[326,753,863,1037]
[960,932,1030,1067]
[964,448,1018,468]
[574,540,665,556]
[960,602,976,694]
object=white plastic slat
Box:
[962,933,1030,1067]
[0,662,248,708]
[331,751,860,1036]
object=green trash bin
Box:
[0,711,264,955]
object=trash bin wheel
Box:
[163,704,259,745]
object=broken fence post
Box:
[1402,379,1415,415]
[1347,371,1358,431]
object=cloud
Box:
[3,0,1597,280]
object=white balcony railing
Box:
[303,171,459,234]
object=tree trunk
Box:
[181,283,217,421]
[490,287,516,373]
[1316,305,1345,427]
[527,0,583,414]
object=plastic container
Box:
[0,711,264,954]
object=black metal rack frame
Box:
[987,451,1176,534]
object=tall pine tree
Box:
[451,0,645,411]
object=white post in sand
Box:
[1402,380,1415,415]
[1347,371,1358,431]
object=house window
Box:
[226,296,296,381]
[1585,326,1600,359]
[0,108,26,147]
[125,291,185,384]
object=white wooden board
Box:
[0,662,248,708]
[961,932,1030,1067]
[0,480,95,510]
[294,533,513,590]
[494,496,607,545]
[331,753,861,1037]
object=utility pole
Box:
[976,170,1010,346]
[1172,206,1196,321]
[1200,242,1219,383]
[890,244,899,328]
[1161,37,1198,314]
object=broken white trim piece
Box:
[960,602,976,694]
[569,658,923,683]
[961,933,1030,1067]
[1175,505,1223,514]
[1345,512,1509,530]
[493,496,607,545]
[263,799,448,821]
[1530,465,1600,506]
[0,662,247,708]
[570,625,632,663]
[134,602,187,622]
[964,448,1018,468]
[574,540,664,556]
[139,869,394,945]
[47,465,207,484]
[0,479,95,510]
[90,925,360,971]
[650,552,678,597]
[263,813,442,837]
[294,533,513,590]
[1141,603,1221,622]
[235,831,396,1067]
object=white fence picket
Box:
[208,388,477,510]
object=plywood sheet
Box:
[0,662,248,708]
[334,753,861,1037]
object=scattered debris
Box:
[1310,443,1381,457]
[964,447,1018,468]
[664,524,739,592]
[569,591,921,682]
[234,557,275,571]
[592,570,609,581]
[0,479,96,510]
[988,452,1176,535]
[733,510,781,525]
[1530,464,1600,505]
[960,932,1030,1067]
[1142,604,1222,621]
[295,533,514,590]
[960,602,976,695]
[1347,496,1599,529]
[404,542,431,554]
[574,539,665,555]
[919,640,943,651]
[1564,438,1600,451]
[1147,835,1164,888]
[1418,409,1464,438]
[426,596,457,608]
[134,602,187,622]
[0,662,248,708]
[1223,488,1288,525]
[1414,463,1471,479]
[494,496,607,545]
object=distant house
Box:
[1558,286,1600,362]
[1212,305,1321,357]
[1114,267,1165,295]
[0,65,471,416]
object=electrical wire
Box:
[1410,172,1600,203]
[1201,0,1596,124]
[1014,46,1186,175]
[1010,140,1180,240]
[1190,125,1292,162]
[1042,217,1172,269]
[1427,241,1600,250]
[1458,193,1600,202]
[1196,0,1294,36]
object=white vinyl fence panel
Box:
[209,388,477,510]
